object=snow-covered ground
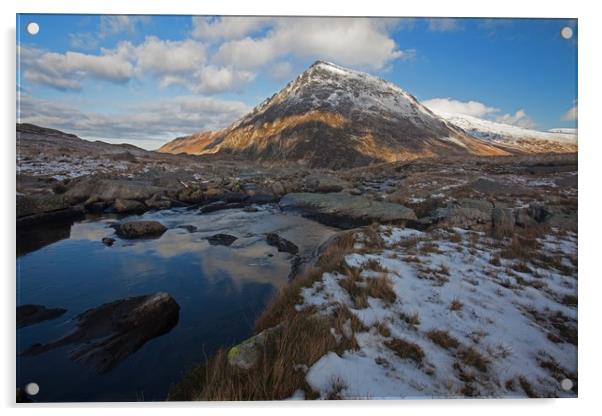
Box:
[294,226,577,399]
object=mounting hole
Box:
[24,382,39,396]
[26,22,40,35]
[560,26,573,40]
[561,378,573,391]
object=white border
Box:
[2,1,600,415]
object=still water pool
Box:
[16,205,335,402]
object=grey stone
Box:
[280,192,416,229]
[113,198,147,214]
[115,221,167,239]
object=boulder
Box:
[433,198,493,228]
[177,188,204,204]
[101,237,115,246]
[227,325,280,369]
[207,234,238,246]
[491,207,515,235]
[16,194,84,227]
[113,198,147,214]
[65,178,164,203]
[115,221,167,239]
[304,175,349,193]
[17,304,67,329]
[266,233,299,255]
[279,192,416,229]
[271,181,286,196]
[22,292,180,373]
[144,193,172,210]
[17,194,71,218]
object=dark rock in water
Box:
[199,193,277,214]
[247,193,278,204]
[266,233,299,255]
[101,237,115,246]
[199,201,243,214]
[279,192,416,229]
[177,224,198,233]
[113,198,147,214]
[243,206,259,213]
[207,233,238,246]
[115,221,167,239]
[17,304,67,329]
[222,192,249,203]
[22,292,180,374]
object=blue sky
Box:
[17,15,577,149]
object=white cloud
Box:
[191,16,272,40]
[423,98,499,117]
[427,18,462,32]
[18,94,250,148]
[495,109,537,129]
[99,15,151,37]
[21,45,134,91]
[23,17,414,94]
[134,37,206,75]
[213,17,408,70]
[21,39,252,94]
[269,61,293,80]
[562,103,577,121]
[193,66,255,94]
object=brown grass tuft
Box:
[449,298,464,311]
[427,330,460,349]
[384,338,425,365]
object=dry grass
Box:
[427,330,460,349]
[169,307,359,401]
[449,298,464,311]
[366,275,397,304]
[384,338,425,365]
[518,376,538,398]
[363,258,388,272]
[400,311,421,328]
[255,231,356,331]
[457,347,490,373]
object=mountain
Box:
[16,123,187,180]
[429,111,578,154]
[158,61,511,169]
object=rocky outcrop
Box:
[113,198,147,214]
[17,304,67,329]
[266,233,299,255]
[115,221,167,239]
[17,194,84,227]
[22,292,180,373]
[207,234,238,246]
[304,175,349,193]
[279,192,416,229]
[432,198,494,229]
[65,178,165,204]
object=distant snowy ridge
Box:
[429,110,577,151]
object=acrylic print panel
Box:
[16,15,578,402]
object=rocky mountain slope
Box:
[17,123,197,180]
[430,111,578,154]
[159,61,510,169]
